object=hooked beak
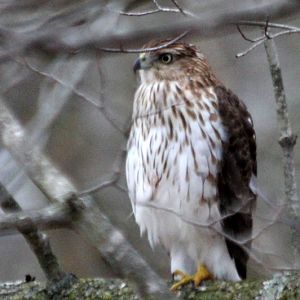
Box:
[133,53,152,73]
[133,58,141,73]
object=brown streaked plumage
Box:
[126,40,257,287]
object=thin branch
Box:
[134,197,279,245]
[236,20,300,31]
[99,31,189,53]
[132,200,288,273]
[236,24,261,43]
[14,57,126,136]
[169,0,186,15]
[79,144,127,196]
[264,18,272,39]
[0,202,71,234]
[118,8,162,17]
[115,183,128,193]
[117,0,193,17]
[0,185,68,282]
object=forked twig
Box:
[236,20,300,58]
[117,0,194,17]
[100,31,189,53]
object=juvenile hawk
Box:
[126,40,256,289]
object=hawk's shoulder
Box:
[215,85,257,180]
[214,85,257,279]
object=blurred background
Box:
[0,0,299,282]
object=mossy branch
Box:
[1,272,299,300]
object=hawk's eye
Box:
[159,53,173,64]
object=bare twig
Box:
[99,31,189,53]
[169,0,186,15]
[264,18,272,39]
[236,29,300,58]
[131,200,288,274]
[134,197,279,245]
[22,55,91,145]
[0,184,67,281]
[118,7,163,17]
[236,24,261,43]
[13,57,126,136]
[117,0,193,17]
[236,21,300,58]
[79,144,127,196]
[236,21,300,31]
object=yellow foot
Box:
[170,270,193,291]
[170,264,213,291]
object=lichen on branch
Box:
[1,272,299,300]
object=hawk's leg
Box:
[171,264,213,291]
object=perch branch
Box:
[2,273,299,300]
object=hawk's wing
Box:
[215,86,257,279]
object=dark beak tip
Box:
[133,59,141,73]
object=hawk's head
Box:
[133,40,216,84]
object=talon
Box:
[172,269,187,278]
[193,264,213,287]
[171,270,193,291]
[170,265,213,291]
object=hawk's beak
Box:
[133,53,151,73]
[133,58,141,73]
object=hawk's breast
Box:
[126,81,227,247]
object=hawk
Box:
[126,40,256,289]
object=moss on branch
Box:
[0,272,299,300]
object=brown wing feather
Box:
[215,85,257,279]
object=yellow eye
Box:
[159,53,173,64]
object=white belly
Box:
[126,86,240,280]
